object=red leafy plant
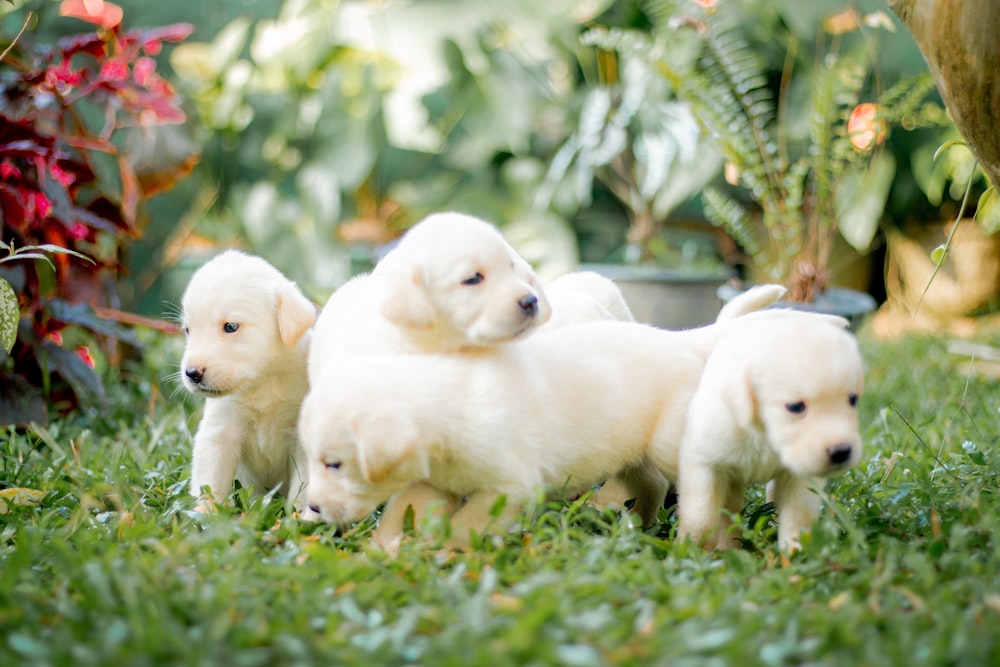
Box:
[0,3,196,425]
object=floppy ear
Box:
[276,282,317,347]
[724,362,758,429]
[380,267,436,331]
[353,414,428,484]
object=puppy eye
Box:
[785,401,807,415]
[849,393,858,407]
[182,327,189,336]
[461,272,484,286]
[325,461,342,471]
[223,322,240,334]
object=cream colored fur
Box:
[180,250,316,509]
[301,288,802,547]
[541,271,636,329]
[676,313,864,553]
[308,212,551,385]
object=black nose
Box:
[827,443,853,466]
[308,504,321,515]
[185,367,204,385]
[518,293,538,316]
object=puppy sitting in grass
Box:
[180,250,317,512]
[676,313,864,553]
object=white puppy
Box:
[300,286,798,546]
[676,314,864,553]
[305,212,551,544]
[180,250,317,510]
[307,212,551,384]
[541,271,635,329]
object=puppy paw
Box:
[194,497,218,514]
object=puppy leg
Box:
[677,461,728,549]
[447,490,524,548]
[610,462,668,528]
[372,482,462,554]
[771,471,822,553]
[714,481,745,551]
[190,429,241,511]
[590,477,633,509]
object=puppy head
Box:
[299,387,428,528]
[377,212,551,351]
[179,250,316,397]
[733,316,864,478]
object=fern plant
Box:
[589,4,936,302]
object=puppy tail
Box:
[715,284,786,322]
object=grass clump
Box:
[1,334,999,666]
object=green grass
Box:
[2,333,999,666]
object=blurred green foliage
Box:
[44,0,974,314]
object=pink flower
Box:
[59,0,123,29]
[44,60,84,93]
[848,103,887,152]
[133,57,157,86]
[1,161,21,180]
[46,330,64,346]
[99,57,130,81]
[75,345,96,369]
[32,192,53,219]
[50,162,76,188]
[68,222,90,240]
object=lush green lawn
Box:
[1,332,998,666]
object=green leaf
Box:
[25,244,95,263]
[976,187,1000,235]
[0,277,18,354]
[933,139,968,162]
[837,152,897,251]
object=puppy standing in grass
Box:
[180,250,317,511]
[300,286,797,547]
[676,314,864,552]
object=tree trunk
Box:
[888,0,1000,187]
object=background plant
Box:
[596,1,937,302]
[535,31,724,270]
[0,1,194,424]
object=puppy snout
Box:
[826,443,853,466]
[185,367,205,385]
[518,293,538,316]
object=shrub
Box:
[0,1,195,424]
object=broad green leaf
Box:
[0,277,18,354]
[976,187,1000,235]
[837,152,896,251]
[933,139,968,162]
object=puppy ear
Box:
[726,365,758,428]
[276,282,317,347]
[353,415,427,484]
[380,267,436,331]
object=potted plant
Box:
[534,30,731,328]
[589,2,935,324]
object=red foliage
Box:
[0,12,197,424]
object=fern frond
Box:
[702,186,760,257]
[877,72,937,123]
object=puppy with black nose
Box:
[676,312,864,553]
[180,250,317,511]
